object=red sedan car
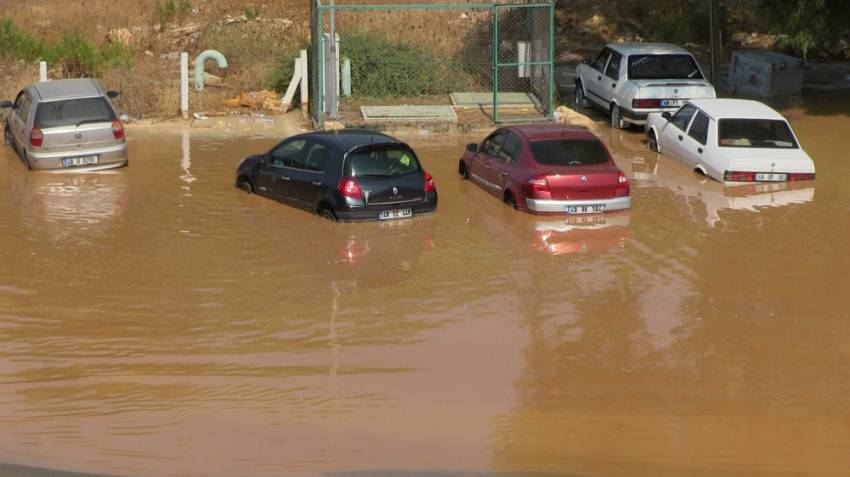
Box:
[459,123,630,214]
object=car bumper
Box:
[525,196,631,214]
[335,198,437,222]
[621,106,684,125]
[28,143,128,171]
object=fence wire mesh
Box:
[311,0,553,128]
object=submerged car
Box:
[645,98,816,183]
[575,43,716,129]
[2,78,127,171]
[458,123,630,215]
[235,129,438,221]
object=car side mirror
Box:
[661,112,672,121]
[466,143,478,153]
[583,58,593,65]
[0,100,12,109]
[106,91,120,99]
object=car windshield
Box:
[628,54,704,80]
[529,139,610,166]
[345,145,421,178]
[718,119,799,149]
[34,97,115,129]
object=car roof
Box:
[507,123,599,142]
[305,129,403,151]
[607,42,693,56]
[687,98,786,121]
[31,78,104,101]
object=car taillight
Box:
[30,128,43,147]
[338,178,362,199]
[616,171,630,197]
[632,98,661,109]
[788,172,816,181]
[423,172,435,192]
[724,171,755,182]
[524,175,551,199]
[111,119,125,139]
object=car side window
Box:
[303,142,332,172]
[481,133,506,157]
[19,95,32,123]
[671,104,697,131]
[591,48,611,72]
[499,133,522,164]
[13,92,25,111]
[605,51,622,80]
[270,139,308,169]
[687,111,710,145]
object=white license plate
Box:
[661,99,683,107]
[566,204,605,215]
[379,208,413,220]
[62,155,99,167]
[755,173,787,182]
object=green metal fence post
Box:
[492,5,499,123]
[548,2,554,119]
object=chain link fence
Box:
[310,0,554,128]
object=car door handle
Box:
[597,76,602,81]
[483,162,492,169]
[311,181,322,186]
[697,147,703,154]
[611,83,616,88]
[678,135,683,141]
[280,175,291,181]
[500,171,510,176]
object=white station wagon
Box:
[575,43,717,129]
[645,98,816,183]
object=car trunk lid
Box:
[543,165,623,200]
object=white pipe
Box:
[180,53,189,119]
[39,62,48,82]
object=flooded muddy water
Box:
[2,99,850,476]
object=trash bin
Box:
[728,49,806,97]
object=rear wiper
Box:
[75,118,111,127]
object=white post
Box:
[39,61,48,82]
[180,52,189,119]
[300,49,308,108]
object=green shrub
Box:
[268,42,311,93]
[56,31,132,77]
[155,0,176,24]
[0,19,55,62]
[244,6,259,21]
[179,0,192,15]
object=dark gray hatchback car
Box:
[235,129,437,222]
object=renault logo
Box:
[580,175,588,182]
[75,132,82,139]
[392,187,399,195]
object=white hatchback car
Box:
[575,43,716,129]
[645,99,816,183]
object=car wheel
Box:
[319,208,337,221]
[610,104,625,129]
[504,192,516,209]
[3,124,13,147]
[574,83,588,110]
[237,176,253,194]
[459,161,469,179]
[648,130,659,152]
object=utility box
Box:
[728,49,806,97]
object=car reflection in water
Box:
[20,170,128,240]
[532,212,630,256]
[631,148,814,227]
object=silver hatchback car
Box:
[2,78,128,171]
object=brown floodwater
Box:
[1,95,850,477]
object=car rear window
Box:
[628,54,704,80]
[718,119,798,149]
[34,97,116,129]
[345,146,421,178]
[529,139,610,166]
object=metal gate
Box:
[310,0,554,129]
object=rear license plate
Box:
[379,208,413,220]
[661,99,684,108]
[62,155,98,168]
[755,173,787,182]
[566,204,605,215]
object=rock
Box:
[221,97,241,108]
[160,52,181,61]
[830,39,849,58]
[202,72,222,87]
[169,22,201,37]
[730,31,780,50]
[222,14,248,24]
[324,120,345,131]
[271,18,293,29]
[106,28,133,46]
[459,12,468,19]
[144,50,154,57]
